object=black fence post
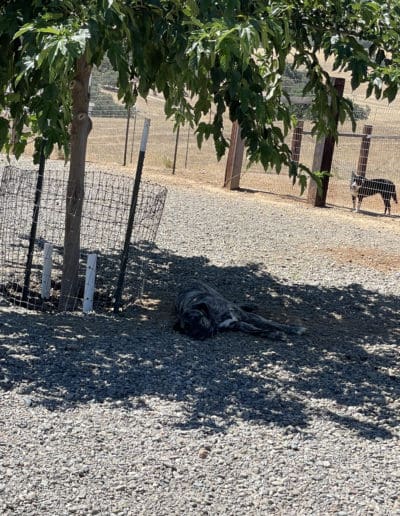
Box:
[114,118,150,313]
[172,125,180,175]
[129,110,138,164]
[22,142,46,303]
[123,106,131,166]
[184,126,190,169]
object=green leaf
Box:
[13,23,34,39]
[42,13,64,22]
[36,27,61,35]
[298,174,308,195]
[382,83,398,103]
[0,118,10,149]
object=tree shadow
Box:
[0,245,399,440]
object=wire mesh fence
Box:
[86,98,233,178]
[0,165,167,312]
[328,117,400,213]
[236,114,400,214]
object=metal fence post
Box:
[22,142,46,303]
[172,125,180,175]
[123,106,131,166]
[114,118,150,313]
[184,126,190,169]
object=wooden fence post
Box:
[224,121,245,190]
[291,120,304,164]
[307,77,345,207]
[356,124,373,177]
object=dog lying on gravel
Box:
[350,174,398,215]
[174,280,306,340]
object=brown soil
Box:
[320,246,400,273]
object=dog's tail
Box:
[393,188,398,203]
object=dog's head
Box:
[174,303,215,340]
[350,174,364,194]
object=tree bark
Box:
[59,55,92,311]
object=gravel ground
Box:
[1,169,400,515]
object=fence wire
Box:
[0,165,167,311]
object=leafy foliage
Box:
[1,0,400,179]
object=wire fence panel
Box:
[87,107,232,178]
[0,165,167,311]
[328,119,400,213]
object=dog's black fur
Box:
[350,174,398,215]
[174,280,306,340]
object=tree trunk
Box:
[58,55,92,311]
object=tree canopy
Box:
[1,0,400,174]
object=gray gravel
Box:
[1,172,400,515]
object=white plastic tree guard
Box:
[83,253,97,313]
[41,242,53,300]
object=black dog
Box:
[174,280,306,340]
[350,174,398,215]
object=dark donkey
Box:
[350,173,398,215]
